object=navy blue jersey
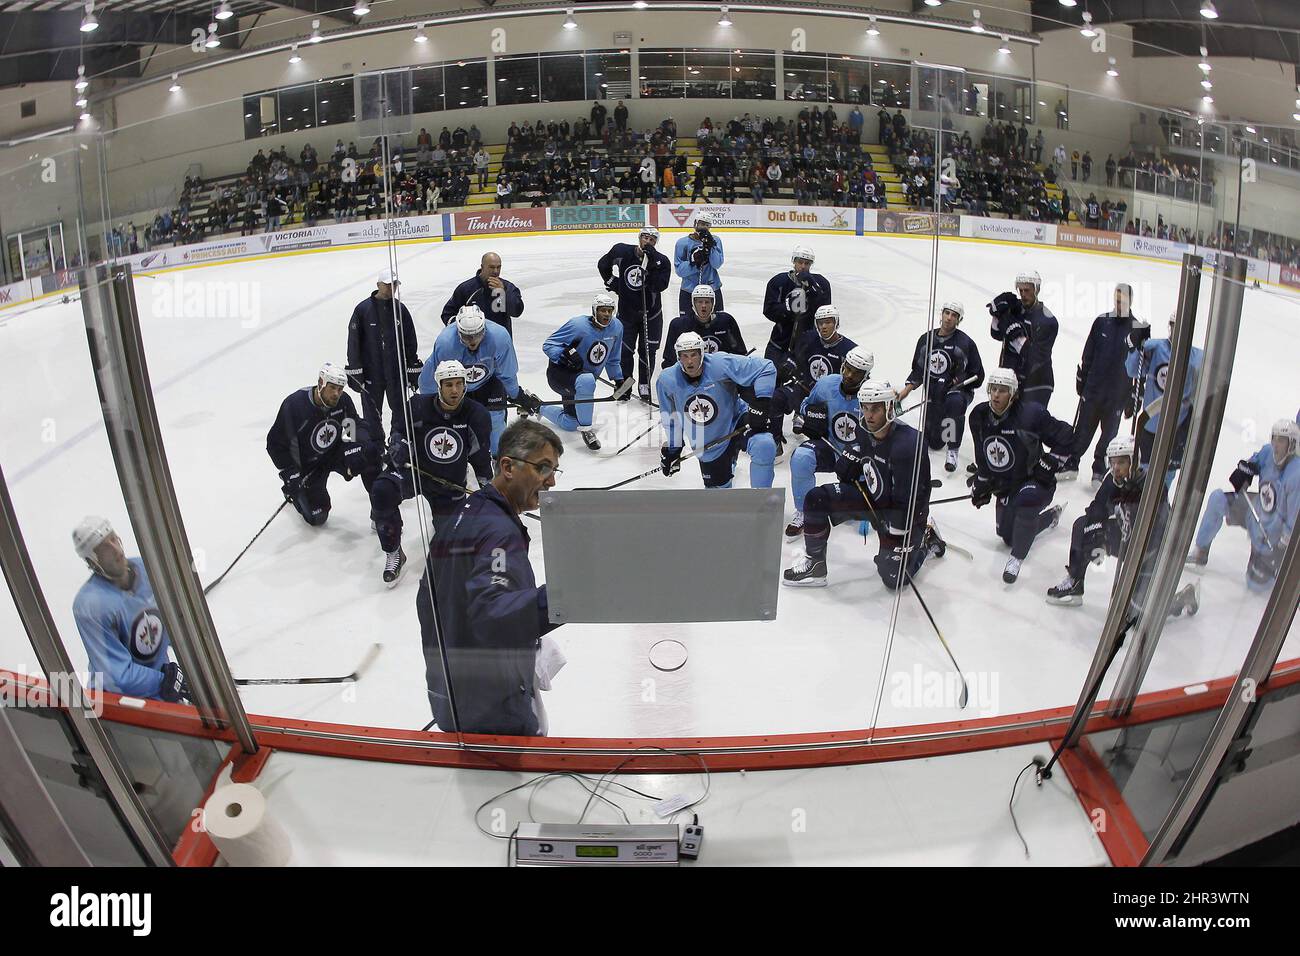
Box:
[1078,311,1136,402]
[842,420,931,543]
[266,387,370,475]
[1021,301,1058,393]
[440,275,525,329]
[790,329,856,388]
[596,241,672,319]
[906,328,984,396]
[392,394,493,493]
[346,292,421,388]
[660,310,748,367]
[968,398,1074,494]
[762,270,832,350]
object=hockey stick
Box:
[615,420,659,456]
[203,500,291,595]
[814,434,970,706]
[409,463,541,523]
[575,426,744,491]
[1239,488,1284,554]
[235,643,382,686]
[898,376,979,418]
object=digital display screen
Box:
[575,845,619,858]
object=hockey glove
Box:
[387,436,411,471]
[559,343,585,373]
[1128,320,1151,349]
[1034,450,1070,483]
[406,360,424,392]
[604,275,618,292]
[700,232,715,255]
[515,388,543,416]
[742,398,772,439]
[661,446,684,477]
[800,402,829,440]
[779,356,803,386]
[344,366,364,392]
[159,662,191,704]
[1083,520,1108,564]
[834,446,865,484]
[967,473,995,508]
[988,291,1022,327]
[1124,386,1141,419]
[280,470,304,502]
[691,245,708,267]
[1229,460,1258,492]
[1075,364,1085,397]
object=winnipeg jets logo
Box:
[831,412,858,444]
[425,427,462,462]
[929,350,951,376]
[1154,363,1168,393]
[587,341,609,366]
[984,436,1014,472]
[702,336,721,354]
[1259,482,1277,514]
[624,265,644,290]
[861,461,883,498]
[808,356,832,380]
[785,288,807,315]
[464,364,488,385]
[311,420,340,453]
[685,394,717,425]
[129,609,164,659]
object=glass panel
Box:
[445,60,488,110]
[783,53,828,102]
[731,49,775,100]
[411,65,446,114]
[496,53,541,106]
[639,49,685,99]
[828,55,871,106]
[316,76,356,128]
[243,91,278,139]
[539,53,585,104]
[277,83,317,135]
[585,50,631,102]
[685,50,731,99]
[871,61,910,109]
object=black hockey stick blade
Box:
[235,643,383,686]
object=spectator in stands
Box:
[474,146,491,190]
[1105,154,1116,187]
[1081,150,1092,182]
[591,101,607,136]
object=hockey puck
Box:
[648,639,688,672]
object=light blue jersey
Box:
[543,315,625,381]
[799,373,863,453]
[421,321,519,398]
[674,233,724,292]
[1126,338,1204,434]
[71,558,171,698]
[657,352,776,464]
[1246,444,1300,544]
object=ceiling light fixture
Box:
[1106,56,1118,77]
[215,1,233,21]
[867,16,880,37]
[634,0,648,7]
[289,43,301,63]
[1198,46,1211,72]
[1080,12,1097,37]
[414,23,428,43]
[998,35,1011,54]
[1201,94,1213,104]
[75,65,88,92]
[205,22,220,48]
[1058,0,1077,7]
[1201,78,1212,90]
[1199,1,1219,20]
[971,9,984,33]
[309,19,322,42]
[563,8,577,29]
[352,2,369,16]
[75,94,88,108]
[169,74,181,93]
[718,5,733,27]
[924,0,942,7]
[80,1,98,33]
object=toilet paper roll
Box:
[202,783,292,867]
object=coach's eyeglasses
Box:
[508,457,563,480]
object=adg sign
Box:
[550,205,647,230]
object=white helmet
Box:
[843,346,874,375]
[940,300,965,320]
[592,291,617,321]
[694,212,712,228]
[691,284,715,303]
[1272,418,1299,457]
[675,331,705,355]
[1106,434,1137,465]
[73,515,114,562]
[813,304,840,336]
[434,359,467,385]
[1014,270,1041,291]
[987,367,1019,395]
[858,381,898,425]
[639,225,660,240]
[455,305,487,338]
[319,362,348,387]
[792,244,815,265]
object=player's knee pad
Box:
[369,472,404,514]
[301,503,330,527]
[747,432,776,466]
[575,373,597,399]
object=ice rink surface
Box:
[0,229,1295,739]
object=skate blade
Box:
[1045,594,1082,607]
[782,575,827,588]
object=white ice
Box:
[0,230,1294,739]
